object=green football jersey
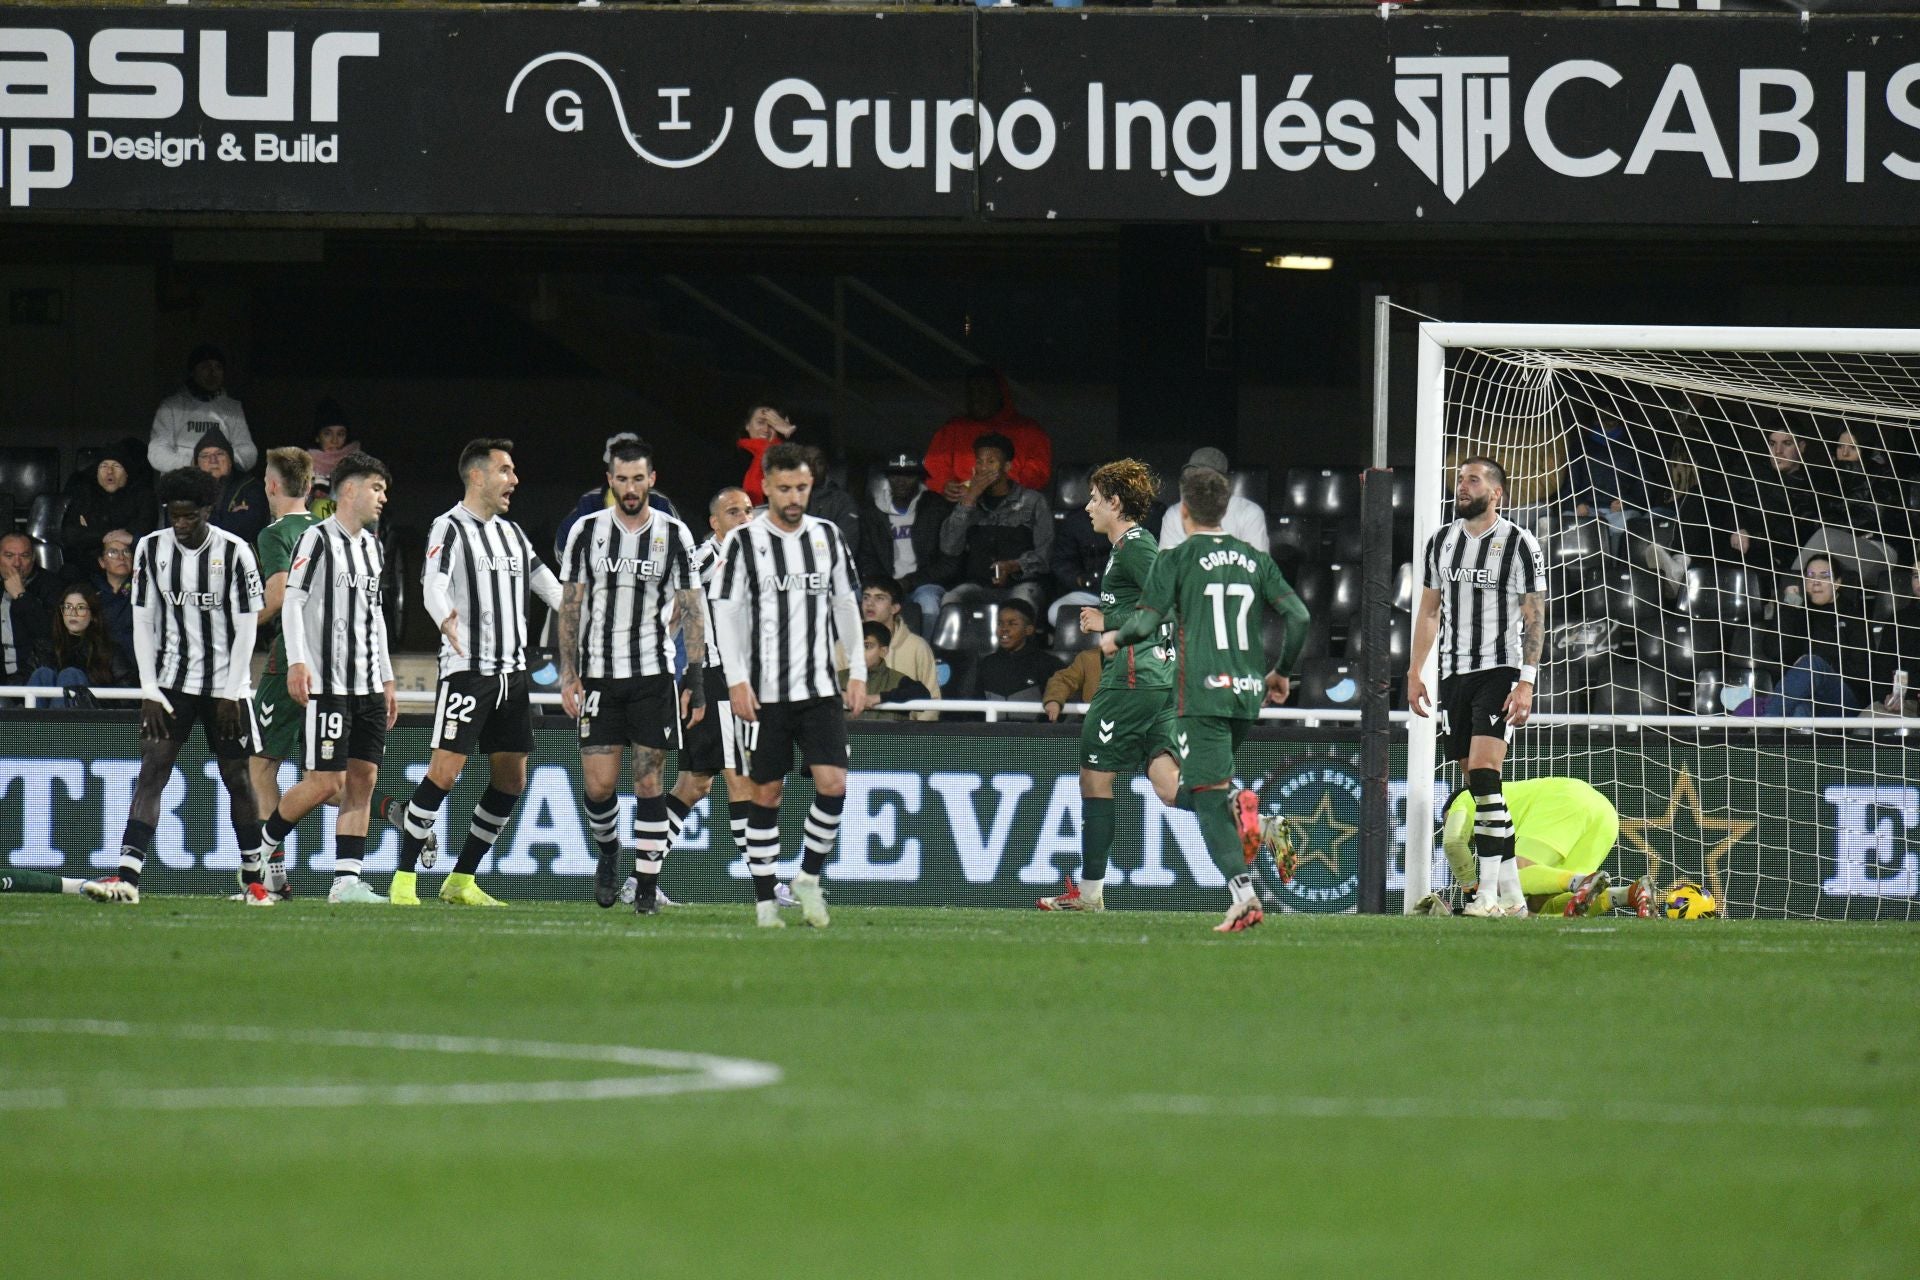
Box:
[1097,525,1174,692]
[256,512,322,675]
[1134,532,1309,720]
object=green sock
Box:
[1081,797,1115,883]
[0,868,67,894]
[1519,864,1576,896]
[1194,788,1244,881]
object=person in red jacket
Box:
[736,405,798,506]
[923,367,1051,500]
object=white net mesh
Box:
[1425,336,1920,920]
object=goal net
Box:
[1403,324,1920,921]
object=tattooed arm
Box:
[558,581,585,718]
[674,587,707,713]
[1504,591,1544,727]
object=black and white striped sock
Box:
[745,802,781,903]
[662,794,691,856]
[583,793,621,862]
[334,833,366,880]
[398,779,447,873]
[800,793,845,877]
[728,800,752,861]
[633,796,669,893]
[117,819,155,886]
[454,786,519,877]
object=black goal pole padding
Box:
[1357,468,1396,915]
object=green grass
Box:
[2,897,1915,1279]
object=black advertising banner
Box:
[1,6,1917,224]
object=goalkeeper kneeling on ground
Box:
[1426,778,1655,918]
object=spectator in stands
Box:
[856,452,953,631]
[1158,447,1269,552]
[1048,500,1107,626]
[1,532,58,668]
[1799,420,1911,594]
[860,577,940,720]
[59,442,155,568]
[840,622,932,722]
[1769,556,1872,718]
[924,366,1051,499]
[1872,554,1920,714]
[1727,419,1827,591]
[1042,645,1104,722]
[194,428,268,544]
[800,446,862,553]
[552,432,681,561]
[150,343,256,474]
[939,433,1053,617]
[959,599,1062,701]
[307,397,360,486]
[26,585,131,705]
[88,529,136,675]
[737,405,798,506]
[1567,414,1660,547]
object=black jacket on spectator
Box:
[1050,507,1108,596]
[3,569,59,678]
[1872,597,1920,695]
[1737,460,1829,578]
[1774,598,1874,700]
[59,446,156,567]
[940,482,1052,586]
[856,489,956,593]
[808,477,864,562]
[89,571,136,676]
[963,643,1063,701]
[32,624,133,688]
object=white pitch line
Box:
[0,1019,781,1113]
[768,1086,1885,1132]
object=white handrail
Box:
[5,687,1918,732]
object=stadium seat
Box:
[1681,563,1754,624]
[1599,562,1668,631]
[32,538,62,575]
[0,492,14,532]
[1228,467,1269,510]
[1344,611,1411,667]
[1289,609,1334,664]
[1691,665,1776,716]
[26,494,69,544]
[933,602,997,657]
[0,447,61,510]
[1588,657,1672,717]
[1053,464,1091,515]
[381,529,408,637]
[1391,561,1414,612]
[1330,516,1364,562]
[1529,657,1583,716]
[1051,611,1094,654]
[1267,514,1320,565]
[1322,562,1360,624]
[1280,467,1361,521]
[1294,656,1359,710]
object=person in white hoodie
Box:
[149,343,257,474]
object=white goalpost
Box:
[1405,323,1920,920]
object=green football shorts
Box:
[1079,686,1175,774]
[1168,714,1252,790]
[253,669,302,761]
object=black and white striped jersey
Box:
[559,508,699,680]
[283,518,393,696]
[691,534,728,672]
[1423,516,1546,680]
[715,514,860,702]
[131,525,264,695]
[423,505,560,679]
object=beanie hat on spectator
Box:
[99,440,137,473]
[1182,447,1231,475]
[313,397,350,432]
[195,426,234,463]
[101,528,134,551]
[186,343,226,374]
[882,452,924,475]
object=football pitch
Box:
[2,899,1914,1279]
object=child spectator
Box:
[839,621,932,721]
[307,398,360,484]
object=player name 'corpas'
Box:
[1197,548,1261,574]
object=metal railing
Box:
[5,686,1917,732]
